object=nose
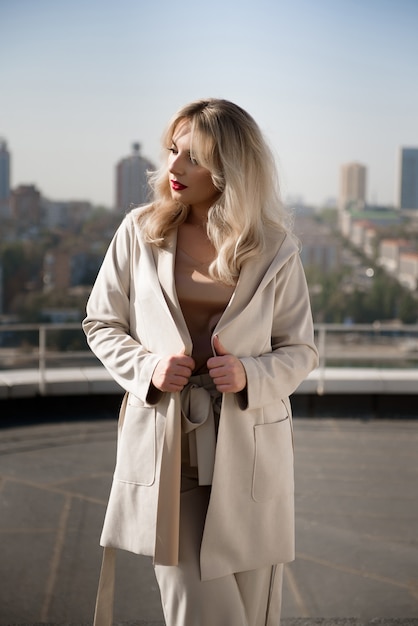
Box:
[169,152,185,176]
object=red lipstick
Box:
[171,180,187,191]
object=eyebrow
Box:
[170,139,193,158]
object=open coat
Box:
[83,206,318,582]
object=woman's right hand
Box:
[151,352,195,392]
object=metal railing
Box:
[1,322,418,395]
[0,323,95,395]
[314,322,418,395]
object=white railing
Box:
[0,322,418,396]
[0,323,94,396]
[314,323,418,395]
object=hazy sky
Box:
[1,0,417,209]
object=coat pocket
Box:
[114,396,156,486]
[252,416,294,502]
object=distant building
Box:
[10,184,42,229]
[398,147,418,211]
[350,220,374,250]
[0,138,10,201]
[43,250,71,292]
[43,247,103,292]
[340,206,403,240]
[363,225,378,258]
[399,251,418,291]
[115,143,155,212]
[339,162,367,212]
[0,138,11,217]
[378,239,415,275]
[299,235,341,273]
[42,199,92,231]
[295,216,341,273]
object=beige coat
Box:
[83,207,318,582]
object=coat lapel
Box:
[152,230,192,352]
[147,226,294,352]
[215,231,290,334]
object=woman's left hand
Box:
[207,335,247,393]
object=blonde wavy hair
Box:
[138,98,291,285]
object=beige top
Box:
[175,245,235,488]
[175,246,235,373]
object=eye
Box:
[168,146,178,155]
[188,152,198,165]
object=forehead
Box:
[172,119,192,144]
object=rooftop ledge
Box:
[1,366,418,399]
[5,617,418,626]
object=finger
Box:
[175,364,194,379]
[164,372,191,392]
[175,353,195,369]
[213,378,235,393]
[207,355,224,370]
[213,335,229,356]
[207,359,230,380]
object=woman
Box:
[83,98,318,626]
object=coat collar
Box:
[218,230,290,332]
[150,227,296,340]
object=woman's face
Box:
[168,120,221,213]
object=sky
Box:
[1,0,418,209]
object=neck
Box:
[186,207,209,227]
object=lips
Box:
[171,180,187,191]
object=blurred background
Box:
[0,0,417,329]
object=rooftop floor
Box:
[0,405,417,624]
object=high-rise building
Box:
[398,147,418,211]
[115,143,155,212]
[0,138,11,217]
[339,162,367,212]
[0,138,10,201]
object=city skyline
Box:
[1,0,418,209]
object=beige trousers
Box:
[154,486,283,626]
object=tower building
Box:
[0,138,11,217]
[339,162,367,212]
[115,143,155,212]
[398,147,418,211]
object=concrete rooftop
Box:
[0,396,417,624]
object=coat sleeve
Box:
[82,214,162,404]
[239,251,318,410]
